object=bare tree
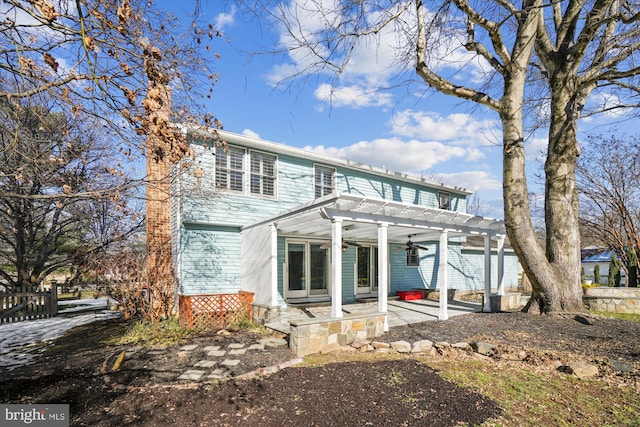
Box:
[466,193,489,217]
[1,1,225,315]
[0,98,140,290]
[1,0,221,182]
[247,0,640,313]
[577,134,640,278]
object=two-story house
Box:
[169,128,519,330]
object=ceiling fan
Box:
[319,240,361,250]
[396,235,429,251]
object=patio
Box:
[265,297,482,334]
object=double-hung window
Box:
[438,191,451,210]
[406,247,420,267]
[250,151,276,197]
[315,165,335,198]
[216,146,245,192]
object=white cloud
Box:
[266,1,495,111]
[241,129,261,139]
[525,136,548,162]
[389,110,499,145]
[214,6,236,31]
[314,83,392,108]
[433,171,501,192]
[265,63,299,87]
[304,137,470,173]
[266,1,407,95]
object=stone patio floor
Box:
[266,298,482,334]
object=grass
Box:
[113,317,195,347]
[426,358,640,427]
[590,311,640,322]
[111,316,271,348]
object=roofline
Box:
[178,125,473,196]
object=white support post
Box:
[497,235,505,296]
[377,223,389,331]
[270,223,279,306]
[438,230,449,320]
[331,218,343,318]
[484,234,492,312]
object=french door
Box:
[356,246,378,295]
[286,241,329,299]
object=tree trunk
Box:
[500,17,585,314]
[524,72,585,313]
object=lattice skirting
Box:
[178,291,254,329]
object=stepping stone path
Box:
[176,338,290,382]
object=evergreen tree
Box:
[594,264,601,285]
[627,248,638,288]
[608,255,622,287]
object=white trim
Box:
[214,144,246,195]
[270,223,279,306]
[484,235,492,312]
[284,239,331,301]
[378,223,389,331]
[249,149,278,200]
[314,163,337,199]
[438,230,449,320]
[356,244,379,295]
[497,235,505,296]
[331,219,343,318]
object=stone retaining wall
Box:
[583,287,640,314]
[485,293,522,312]
[289,313,386,357]
[251,303,281,325]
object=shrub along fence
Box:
[1,283,58,323]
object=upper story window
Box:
[406,247,420,267]
[315,165,335,198]
[438,191,451,210]
[216,146,245,193]
[250,151,276,197]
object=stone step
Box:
[265,321,290,334]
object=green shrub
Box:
[609,254,622,287]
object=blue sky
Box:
[172,1,632,219]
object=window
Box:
[438,191,451,210]
[215,146,245,192]
[406,247,420,267]
[315,165,335,198]
[250,151,276,197]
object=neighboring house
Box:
[169,128,519,327]
[581,248,625,285]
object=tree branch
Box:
[415,0,500,111]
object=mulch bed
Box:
[0,312,638,426]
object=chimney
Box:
[145,82,175,318]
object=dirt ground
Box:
[1,311,639,426]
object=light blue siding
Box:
[175,135,503,300]
[180,144,468,228]
[180,224,241,295]
[387,242,520,294]
[336,169,465,212]
[459,248,520,290]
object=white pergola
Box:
[256,193,507,331]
